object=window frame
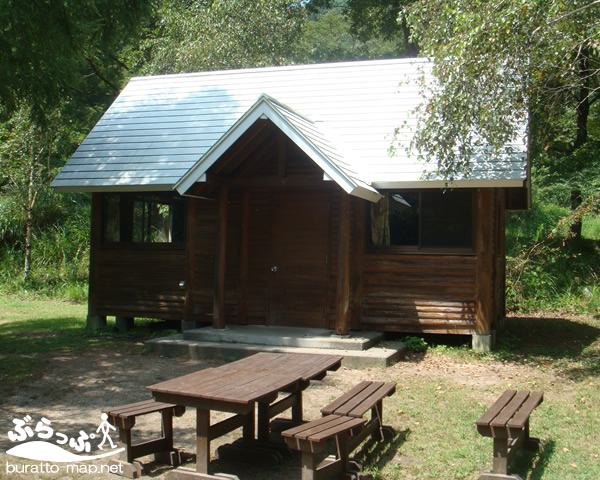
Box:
[101,192,186,249]
[366,189,476,254]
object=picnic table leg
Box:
[242,408,255,444]
[196,409,211,474]
[257,402,270,442]
[292,391,303,423]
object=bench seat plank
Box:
[320,381,396,418]
[508,391,543,430]
[282,415,365,443]
[476,390,544,439]
[490,391,530,430]
[106,399,183,419]
[475,390,517,430]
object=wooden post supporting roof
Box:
[335,192,351,335]
[475,188,495,336]
[496,190,506,325]
[183,196,196,329]
[239,190,250,324]
[213,186,228,329]
[86,193,107,329]
[351,198,365,330]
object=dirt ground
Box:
[0,338,555,480]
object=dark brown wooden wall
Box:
[92,247,186,320]
[359,253,477,334]
[88,177,505,336]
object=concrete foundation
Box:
[472,331,496,353]
[145,325,406,368]
[86,315,107,330]
[115,316,134,332]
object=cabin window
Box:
[102,193,184,244]
[369,190,474,251]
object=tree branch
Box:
[532,0,600,35]
[86,58,119,92]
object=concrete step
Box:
[183,325,383,351]
[145,335,406,369]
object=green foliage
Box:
[403,0,600,181]
[136,0,307,74]
[297,9,400,63]
[309,0,418,56]
[506,173,600,314]
[403,335,428,352]
[0,0,154,121]
[0,191,90,300]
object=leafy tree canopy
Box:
[0,0,154,122]
[134,0,307,74]
[402,0,600,182]
[297,8,400,62]
[308,0,418,56]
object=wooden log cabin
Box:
[52,59,529,351]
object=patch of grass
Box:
[374,315,600,479]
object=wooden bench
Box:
[103,399,186,478]
[321,380,396,443]
[475,390,544,480]
[281,414,366,480]
[282,381,396,480]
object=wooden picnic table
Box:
[147,352,342,480]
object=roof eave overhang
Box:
[372,178,527,190]
[50,182,175,193]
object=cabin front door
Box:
[268,191,330,328]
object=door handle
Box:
[271,266,278,272]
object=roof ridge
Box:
[128,57,430,83]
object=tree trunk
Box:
[568,51,590,243]
[23,163,36,282]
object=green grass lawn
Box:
[1,298,599,480]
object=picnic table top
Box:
[147,352,342,408]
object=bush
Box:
[506,173,600,314]
[403,336,428,352]
[0,192,90,300]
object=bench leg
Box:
[300,451,319,480]
[492,437,509,475]
[476,437,524,480]
[117,427,135,464]
[297,432,356,480]
[111,428,143,480]
[301,452,348,480]
[155,409,182,466]
[522,419,543,452]
[367,400,395,443]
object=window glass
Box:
[421,190,473,248]
[103,194,121,242]
[389,192,419,246]
[103,193,184,244]
[369,190,474,250]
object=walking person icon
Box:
[96,413,117,450]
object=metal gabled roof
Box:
[176,93,382,202]
[51,58,528,195]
